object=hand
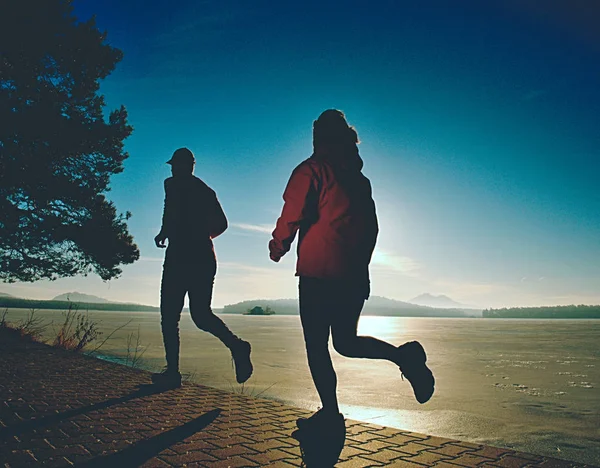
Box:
[270,251,281,263]
[154,232,167,248]
[268,239,283,262]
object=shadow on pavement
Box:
[79,408,222,467]
[0,383,169,440]
[293,420,346,467]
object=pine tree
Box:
[0,0,139,282]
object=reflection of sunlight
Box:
[340,404,430,434]
[357,316,389,336]
[357,316,409,338]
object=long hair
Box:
[312,109,363,171]
[313,109,359,151]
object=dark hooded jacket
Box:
[270,144,378,282]
[160,175,228,259]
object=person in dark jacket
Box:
[269,110,434,432]
[153,147,252,388]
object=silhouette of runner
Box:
[153,148,252,388]
[269,110,434,432]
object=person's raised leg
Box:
[330,280,435,404]
[330,293,397,361]
[188,267,252,383]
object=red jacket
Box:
[270,147,378,281]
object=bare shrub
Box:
[0,309,8,328]
[124,326,147,368]
[53,304,102,352]
[16,309,48,341]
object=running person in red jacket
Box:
[269,110,434,431]
[153,148,253,388]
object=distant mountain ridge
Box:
[410,293,468,309]
[52,292,111,303]
[222,296,481,317]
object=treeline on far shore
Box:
[0,297,159,312]
[483,304,600,319]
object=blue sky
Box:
[4,1,600,308]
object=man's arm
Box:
[269,162,317,262]
[209,193,228,239]
[154,179,172,248]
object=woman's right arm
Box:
[269,162,317,262]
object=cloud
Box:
[139,256,165,262]
[230,223,273,234]
[153,1,250,49]
[370,249,421,277]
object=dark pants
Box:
[160,248,238,372]
[299,276,398,411]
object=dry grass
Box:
[2,305,146,371]
[53,304,102,352]
[123,326,147,368]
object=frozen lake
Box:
[4,309,599,465]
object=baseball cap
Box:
[166,147,195,165]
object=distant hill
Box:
[410,293,467,309]
[222,296,480,318]
[0,296,159,312]
[52,292,110,303]
[0,292,14,298]
[484,305,600,319]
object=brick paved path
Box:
[0,329,593,467]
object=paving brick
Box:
[401,450,453,465]
[362,448,407,463]
[242,439,294,452]
[419,435,456,447]
[490,455,544,467]
[209,445,258,459]
[432,443,476,457]
[348,439,396,453]
[339,444,371,460]
[469,446,516,458]
[139,458,173,468]
[336,456,385,467]
[393,441,434,455]
[260,461,298,468]
[347,431,386,443]
[386,433,425,445]
[244,448,298,464]
[157,450,218,464]
[433,462,470,468]
[387,460,430,468]
[205,456,259,467]
[446,453,499,467]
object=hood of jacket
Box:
[312,143,364,172]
